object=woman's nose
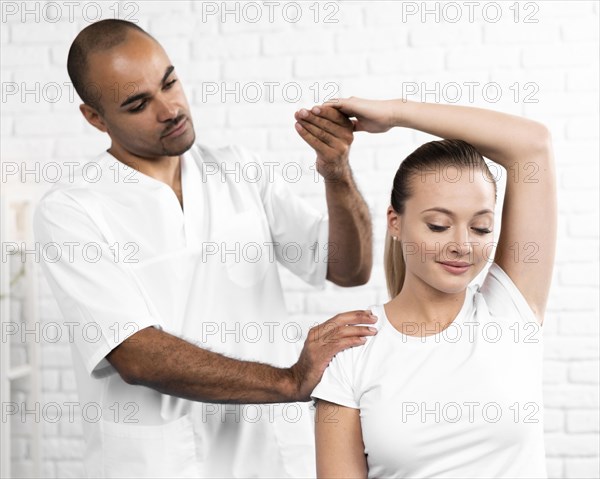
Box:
[448,229,474,258]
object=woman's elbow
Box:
[531,121,554,158]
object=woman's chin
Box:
[429,275,473,295]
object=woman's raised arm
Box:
[330,97,556,324]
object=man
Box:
[33,19,375,478]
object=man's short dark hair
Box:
[67,19,154,113]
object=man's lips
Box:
[162,117,187,138]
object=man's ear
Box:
[387,206,401,240]
[79,103,108,133]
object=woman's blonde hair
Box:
[384,139,497,298]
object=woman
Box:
[309,97,556,478]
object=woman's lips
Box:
[438,262,472,275]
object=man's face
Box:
[85,31,195,159]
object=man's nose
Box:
[155,94,179,122]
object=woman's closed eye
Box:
[427,223,448,232]
[427,224,492,235]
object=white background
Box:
[1,1,599,477]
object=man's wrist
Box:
[319,164,353,187]
[278,366,302,402]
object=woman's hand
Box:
[326,96,398,133]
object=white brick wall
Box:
[1,1,598,478]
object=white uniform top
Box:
[311,263,547,479]
[33,143,329,478]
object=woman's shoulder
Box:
[474,262,540,325]
[310,304,387,408]
[330,304,389,366]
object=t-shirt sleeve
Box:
[478,262,540,325]
[310,347,359,409]
[33,192,164,378]
[233,146,329,288]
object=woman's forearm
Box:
[391,99,551,166]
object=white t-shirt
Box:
[311,263,547,479]
[34,143,329,478]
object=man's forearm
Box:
[108,326,299,404]
[292,104,372,285]
[324,170,372,286]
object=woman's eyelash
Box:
[427,224,448,232]
[427,224,492,234]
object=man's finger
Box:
[295,120,339,151]
[333,325,378,339]
[329,310,378,327]
[295,108,352,140]
[297,118,342,148]
[311,311,376,342]
[319,323,377,343]
[325,334,372,353]
[311,105,354,129]
[351,119,363,131]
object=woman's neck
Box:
[385,276,467,336]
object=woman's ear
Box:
[387,206,401,241]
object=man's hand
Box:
[294,105,354,182]
[289,310,378,401]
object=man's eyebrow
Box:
[160,65,175,85]
[420,207,494,217]
[120,65,176,108]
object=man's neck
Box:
[108,146,181,190]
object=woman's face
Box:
[388,165,496,294]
